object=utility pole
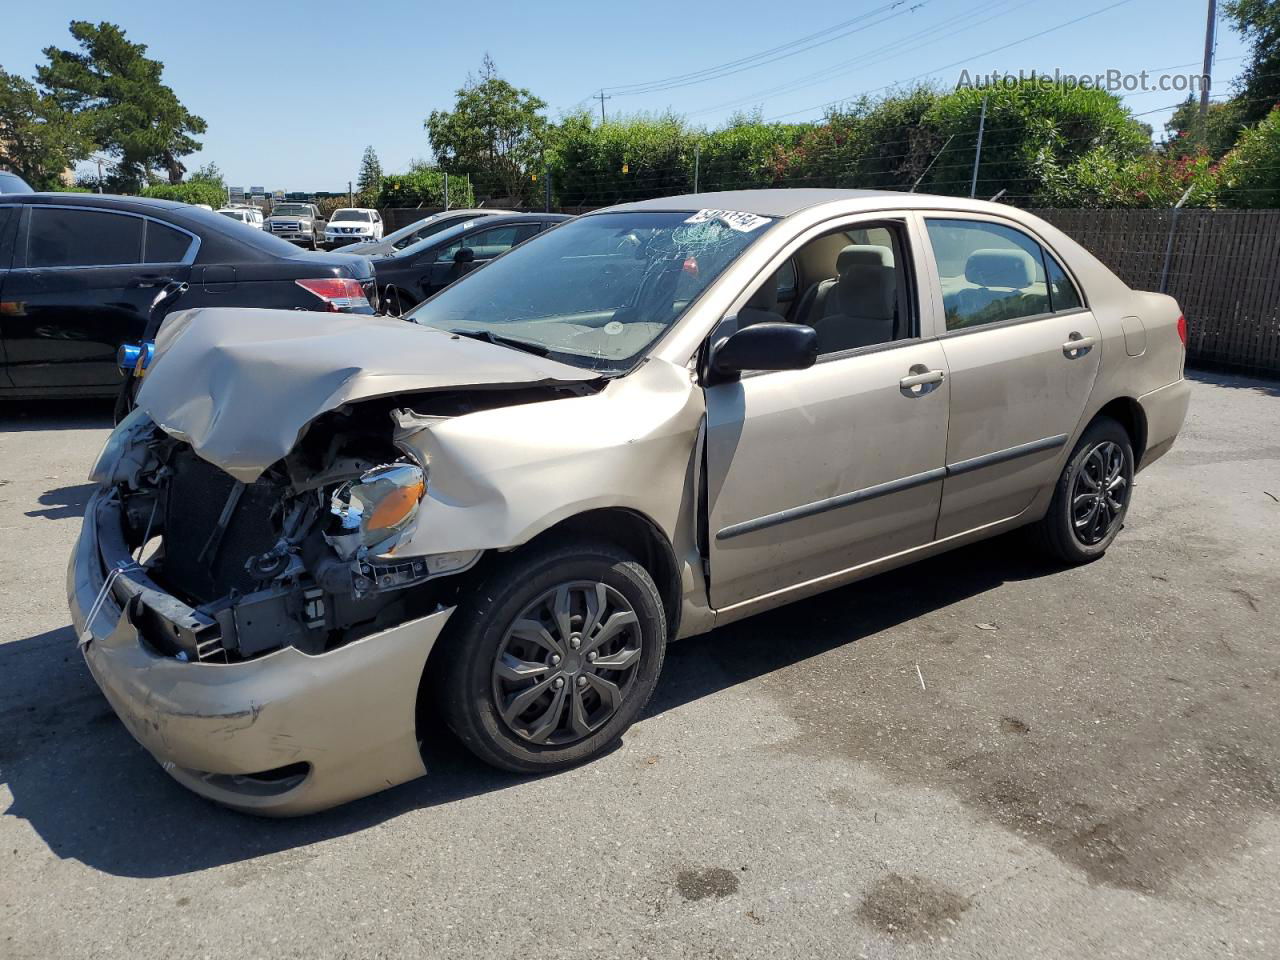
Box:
[595,90,612,124]
[1198,0,1218,132]
[693,143,700,193]
[969,96,988,199]
[348,180,353,206]
[443,172,450,211]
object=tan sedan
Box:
[69,190,1190,814]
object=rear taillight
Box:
[295,277,370,312]
[1176,314,1187,347]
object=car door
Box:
[0,204,19,388]
[704,215,951,610]
[2,205,195,392]
[920,214,1102,539]
[421,223,539,298]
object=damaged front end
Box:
[92,400,488,665]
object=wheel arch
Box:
[511,508,683,641]
[1093,396,1148,467]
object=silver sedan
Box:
[70,189,1189,814]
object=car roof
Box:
[10,192,198,213]
[602,188,1018,219]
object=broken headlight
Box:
[88,407,153,484]
[327,462,426,559]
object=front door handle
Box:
[1062,332,1097,357]
[900,367,946,396]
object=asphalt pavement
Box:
[1,370,1277,959]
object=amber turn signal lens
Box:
[365,477,425,531]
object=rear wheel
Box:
[1033,416,1134,564]
[433,540,666,773]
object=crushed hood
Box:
[137,307,600,482]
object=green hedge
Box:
[139,180,225,208]
[378,169,475,208]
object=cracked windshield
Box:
[405,210,774,371]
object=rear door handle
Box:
[129,274,174,289]
[900,368,946,395]
[1062,333,1097,357]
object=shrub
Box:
[377,169,474,208]
[1216,107,1280,208]
[138,180,225,209]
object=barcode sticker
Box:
[684,209,772,233]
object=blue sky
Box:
[0,0,1248,191]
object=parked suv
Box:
[0,193,375,399]
[264,202,326,249]
[217,206,264,229]
[325,208,383,247]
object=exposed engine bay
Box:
[100,386,584,664]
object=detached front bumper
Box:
[68,490,453,816]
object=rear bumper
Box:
[1137,377,1191,470]
[69,490,453,816]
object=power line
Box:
[600,1,929,97]
[765,0,1140,121]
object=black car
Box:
[331,208,513,258]
[371,212,570,313]
[0,172,34,194]
[0,193,376,399]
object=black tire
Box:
[1033,416,1135,564]
[112,378,138,426]
[433,539,667,773]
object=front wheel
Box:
[1033,416,1134,564]
[433,540,667,773]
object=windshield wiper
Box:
[448,329,551,358]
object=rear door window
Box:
[924,218,1051,331]
[0,206,18,268]
[28,207,143,267]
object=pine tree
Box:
[356,145,382,195]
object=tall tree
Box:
[425,54,547,203]
[0,68,92,189]
[37,20,205,187]
[1225,0,1280,123]
[356,145,382,194]
[1164,96,1247,157]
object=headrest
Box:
[746,268,780,313]
[837,244,894,272]
[965,248,1035,288]
[836,262,895,320]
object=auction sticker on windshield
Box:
[684,209,772,232]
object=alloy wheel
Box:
[491,581,644,746]
[1071,440,1128,546]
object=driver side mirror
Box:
[709,321,818,382]
[452,247,476,264]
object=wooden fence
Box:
[1032,208,1280,376]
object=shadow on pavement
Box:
[25,483,97,520]
[0,536,1052,879]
